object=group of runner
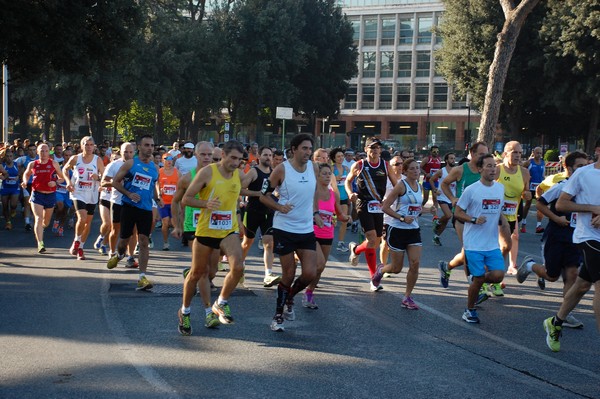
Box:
[1,134,598,353]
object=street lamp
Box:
[322,117,328,148]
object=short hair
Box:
[329,147,344,161]
[476,153,494,168]
[139,134,154,143]
[258,145,272,155]
[444,152,456,162]
[470,141,488,154]
[223,140,244,155]
[430,145,439,150]
[402,158,417,171]
[290,133,314,151]
[195,141,213,152]
[80,136,94,147]
[565,151,588,168]
[273,150,284,157]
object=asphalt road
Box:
[1,208,599,399]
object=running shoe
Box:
[125,257,139,269]
[383,272,393,279]
[237,273,246,289]
[68,218,74,229]
[69,240,80,256]
[263,274,281,288]
[432,235,442,246]
[107,254,121,269]
[535,226,545,234]
[283,301,295,321]
[462,308,480,323]
[476,291,489,305]
[351,222,358,233]
[520,224,526,233]
[348,241,359,266]
[5,221,12,230]
[57,226,64,237]
[337,241,349,253]
[543,317,561,352]
[25,223,32,232]
[77,248,85,260]
[438,261,450,288]
[258,237,264,250]
[162,242,170,251]
[136,276,153,291]
[212,302,234,324]
[148,237,154,249]
[93,235,103,250]
[178,309,192,336]
[432,216,440,234]
[563,313,584,329]
[271,314,285,332]
[401,296,419,310]
[98,245,107,255]
[182,267,190,279]
[537,277,546,290]
[38,242,46,253]
[371,264,384,287]
[490,283,504,297]
[302,293,319,309]
[506,266,517,276]
[52,220,59,234]
[517,256,534,283]
[134,243,139,255]
[369,281,383,292]
[205,312,220,328]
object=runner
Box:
[63,136,104,260]
[454,153,506,323]
[543,139,600,352]
[330,148,351,252]
[157,153,179,250]
[53,147,73,237]
[174,142,198,175]
[240,146,280,287]
[517,151,588,328]
[421,145,441,208]
[379,155,404,271]
[521,147,545,233]
[177,140,253,335]
[21,143,65,253]
[1,149,20,230]
[16,143,38,231]
[430,152,456,246]
[106,135,160,291]
[345,137,397,286]
[374,157,433,306]
[259,133,321,332]
[93,151,117,255]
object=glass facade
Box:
[362,52,376,77]
[380,51,394,77]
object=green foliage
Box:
[117,101,179,140]
[544,149,559,162]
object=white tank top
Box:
[437,166,456,203]
[70,154,100,204]
[388,180,422,230]
[273,160,316,234]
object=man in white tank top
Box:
[62,136,104,260]
[260,133,322,332]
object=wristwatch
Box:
[470,217,477,224]
[399,215,406,223]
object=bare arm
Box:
[381,180,408,222]
[62,155,78,191]
[171,173,191,237]
[556,192,600,214]
[259,164,292,213]
[345,161,361,201]
[182,165,220,210]
[521,167,532,201]
[110,160,137,202]
[441,166,462,206]
[20,162,34,188]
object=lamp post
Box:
[426,106,430,149]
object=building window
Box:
[398,51,412,78]
[379,84,393,109]
[451,90,467,109]
[416,51,430,77]
[433,83,448,109]
[350,19,360,45]
[415,83,429,109]
[363,18,378,46]
[435,14,443,44]
[396,83,410,109]
[380,51,394,78]
[381,18,396,46]
[344,84,357,109]
[362,52,376,78]
[417,16,433,44]
[362,84,375,109]
[399,17,414,45]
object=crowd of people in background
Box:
[0,134,598,352]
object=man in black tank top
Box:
[241,146,281,288]
[345,137,397,287]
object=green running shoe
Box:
[136,276,153,291]
[212,302,234,324]
[543,317,561,352]
[178,309,192,336]
[205,312,221,328]
[490,283,504,297]
[107,254,121,269]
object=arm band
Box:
[260,179,275,195]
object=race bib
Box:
[481,199,501,214]
[132,172,152,191]
[162,184,176,196]
[570,213,577,228]
[502,200,518,216]
[209,210,233,230]
[430,168,439,175]
[193,209,201,228]
[78,181,93,191]
[5,176,17,185]
[318,210,333,227]
[367,200,383,214]
[529,182,540,191]
[407,205,422,217]
[56,185,68,194]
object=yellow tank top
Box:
[497,164,525,222]
[195,164,241,238]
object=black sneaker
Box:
[537,277,546,290]
[178,309,192,336]
[25,224,32,232]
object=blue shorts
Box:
[158,204,172,219]
[0,183,20,196]
[423,181,439,191]
[465,249,504,277]
[30,191,56,209]
[55,192,73,208]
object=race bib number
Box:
[162,184,176,196]
[193,209,201,228]
[209,210,233,230]
[5,176,17,185]
[56,184,68,194]
[482,199,501,214]
[132,172,152,191]
[318,210,333,227]
[78,181,93,191]
[570,212,577,228]
[367,200,383,214]
[407,205,422,216]
[529,182,540,191]
[502,200,518,216]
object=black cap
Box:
[365,137,382,148]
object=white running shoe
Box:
[348,242,359,266]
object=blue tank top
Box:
[1,163,20,194]
[333,164,349,201]
[528,159,545,184]
[122,158,159,211]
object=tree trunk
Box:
[477,0,540,147]
[586,101,599,155]
[112,113,119,147]
[190,109,200,140]
[62,110,71,144]
[155,101,164,144]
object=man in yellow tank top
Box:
[177,141,255,336]
[494,141,531,296]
